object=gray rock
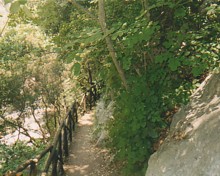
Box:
[146,73,220,176]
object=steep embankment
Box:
[146,73,220,176]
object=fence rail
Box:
[5,101,78,176]
[4,65,100,176]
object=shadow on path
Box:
[64,112,119,176]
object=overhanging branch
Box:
[68,0,98,22]
[98,0,128,90]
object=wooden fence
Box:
[4,65,100,176]
[5,101,78,176]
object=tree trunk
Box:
[98,0,128,90]
[70,0,129,90]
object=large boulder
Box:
[146,73,220,176]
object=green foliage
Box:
[7,0,33,21]
[0,1,91,174]
[105,1,219,175]
[4,0,13,4]
[0,18,70,172]
[72,62,81,76]
[30,0,220,175]
[109,81,159,175]
[10,1,22,14]
[0,142,45,174]
[36,0,75,34]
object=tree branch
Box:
[0,18,9,37]
[68,0,98,22]
[0,115,38,146]
[98,0,128,90]
[69,0,129,90]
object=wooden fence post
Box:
[51,150,58,176]
[29,161,37,176]
[75,105,78,123]
[83,93,87,112]
[58,133,63,165]
[63,126,68,157]
[58,133,65,176]
[6,100,82,176]
[68,117,73,142]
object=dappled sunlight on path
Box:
[78,113,93,126]
[64,112,119,176]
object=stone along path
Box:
[64,112,119,176]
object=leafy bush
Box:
[30,0,220,175]
[0,142,45,174]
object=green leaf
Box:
[71,63,81,76]
[66,55,74,64]
[163,41,172,49]
[83,32,102,44]
[10,1,21,14]
[118,30,124,37]
[105,28,116,36]
[142,28,154,41]
[111,33,118,40]
[53,47,62,53]
[18,0,27,5]
[111,30,124,40]
[102,28,116,39]
[174,8,186,18]
[168,57,180,71]
[22,5,32,18]
[4,0,13,4]
[148,128,158,138]
[66,52,81,63]
[155,52,171,63]
[122,57,131,70]
[184,51,191,57]
[192,67,203,77]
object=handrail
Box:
[5,101,78,176]
[11,145,53,174]
[4,82,99,176]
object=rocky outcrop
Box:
[146,73,220,176]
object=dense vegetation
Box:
[0,1,75,173]
[0,0,219,175]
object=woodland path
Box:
[64,111,119,176]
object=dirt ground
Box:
[64,112,120,176]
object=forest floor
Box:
[64,111,120,176]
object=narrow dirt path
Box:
[64,112,119,176]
